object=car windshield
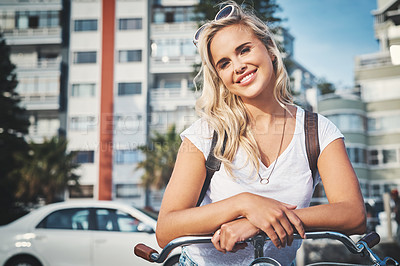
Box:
[137,207,158,220]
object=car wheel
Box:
[164,254,180,266]
[6,256,42,266]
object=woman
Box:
[156,2,366,265]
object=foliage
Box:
[13,136,80,205]
[0,32,30,224]
[317,79,336,95]
[137,125,181,191]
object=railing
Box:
[16,57,61,71]
[151,22,196,33]
[3,27,61,38]
[354,51,392,69]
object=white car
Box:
[0,201,180,266]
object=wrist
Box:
[236,192,252,217]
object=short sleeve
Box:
[180,118,214,160]
[317,114,344,153]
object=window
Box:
[368,150,379,165]
[116,184,141,198]
[74,19,97,31]
[115,149,142,164]
[118,50,142,62]
[326,114,365,132]
[114,114,141,133]
[70,116,96,131]
[368,148,399,166]
[16,11,59,29]
[346,147,367,164]
[119,18,142,30]
[368,115,400,133]
[73,151,94,164]
[118,82,141,95]
[36,208,90,230]
[95,208,142,232]
[71,84,96,97]
[73,51,97,64]
[69,185,94,199]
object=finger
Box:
[279,216,294,246]
[286,211,305,239]
[271,220,288,248]
[282,203,297,209]
[263,227,281,248]
[211,229,225,253]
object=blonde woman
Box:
[156,2,366,265]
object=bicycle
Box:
[134,231,399,265]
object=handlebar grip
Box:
[359,232,380,248]
[134,243,159,262]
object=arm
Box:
[293,138,366,234]
[156,138,304,248]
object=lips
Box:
[236,70,257,84]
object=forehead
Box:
[210,24,259,59]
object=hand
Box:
[211,218,259,253]
[240,193,305,248]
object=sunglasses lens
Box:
[194,25,206,42]
[216,5,233,20]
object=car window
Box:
[36,208,90,230]
[95,208,141,232]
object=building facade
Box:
[0,0,63,143]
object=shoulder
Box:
[180,118,214,159]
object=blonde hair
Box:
[195,1,293,178]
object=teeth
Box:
[240,72,254,83]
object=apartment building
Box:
[318,0,400,199]
[0,0,63,143]
[66,0,150,205]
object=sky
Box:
[277,0,380,89]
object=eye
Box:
[218,61,230,70]
[240,47,250,55]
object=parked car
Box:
[0,201,180,266]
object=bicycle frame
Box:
[134,231,399,266]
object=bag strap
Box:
[196,131,226,206]
[304,110,320,184]
[196,109,320,206]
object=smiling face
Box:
[209,24,276,103]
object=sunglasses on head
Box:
[193,5,236,47]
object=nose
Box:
[234,60,246,74]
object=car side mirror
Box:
[137,223,154,233]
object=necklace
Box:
[259,109,287,184]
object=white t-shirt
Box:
[180,107,344,266]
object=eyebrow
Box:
[215,42,252,69]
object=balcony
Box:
[150,55,198,73]
[354,51,392,70]
[16,57,61,72]
[3,27,62,45]
[150,87,197,111]
[20,93,59,111]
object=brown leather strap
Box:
[304,110,320,184]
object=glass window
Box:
[36,208,90,230]
[118,50,142,62]
[71,84,96,97]
[368,150,379,165]
[74,19,97,31]
[115,150,142,164]
[70,116,96,131]
[116,184,141,198]
[118,82,142,95]
[382,149,397,164]
[73,51,97,64]
[69,185,94,199]
[115,114,141,133]
[119,18,142,30]
[95,208,142,232]
[73,151,95,164]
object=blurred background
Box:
[0,0,399,262]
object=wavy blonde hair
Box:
[195,1,293,178]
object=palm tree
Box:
[137,125,181,207]
[13,136,80,205]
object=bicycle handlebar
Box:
[134,231,381,264]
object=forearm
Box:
[156,193,245,248]
[294,202,366,235]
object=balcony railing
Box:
[354,51,392,70]
[151,22,196,34]
[20,93,59,110]
[16,57,61,71]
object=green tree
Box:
[317,79,336,95]
[13,136,80,205]
[0,32,30,224]
[137,125,181,207]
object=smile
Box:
[238,70,257,84]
